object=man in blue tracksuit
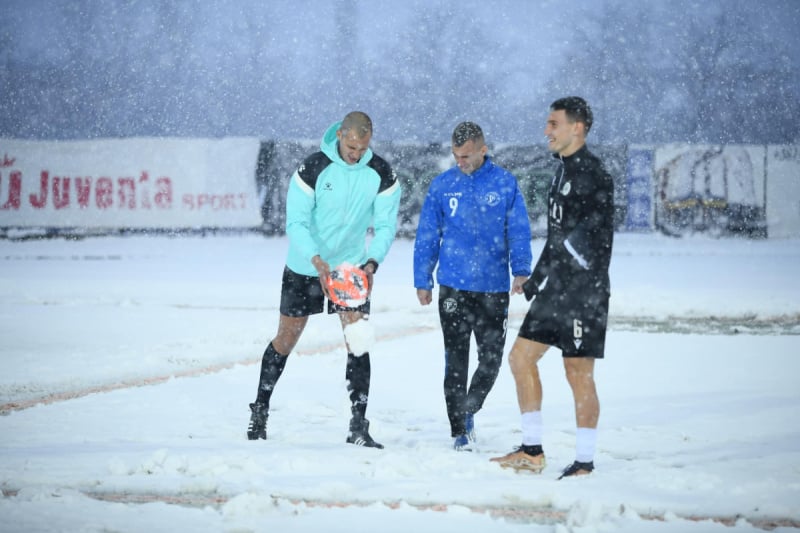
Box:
[247,111,401,449]
[414,122,532,450]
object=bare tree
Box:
[548,0,800,144]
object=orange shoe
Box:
[490,445,546,473]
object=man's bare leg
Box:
[272,314,309,355]
[508,337,549,413]
[561,356,599,477]
[490,337,549,471]
[248,314,308,440]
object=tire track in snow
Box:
[3,311,796,414]
[0,323,439,414]
[3,488,795,530]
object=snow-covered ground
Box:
[1,233,798,532]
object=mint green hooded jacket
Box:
[285,121,401,277]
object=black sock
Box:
[255,342,288,406]
[345,352,370,421]
[521,444,544,456]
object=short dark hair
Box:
[550,96,593,134]
[451,121,484,147]
[340,111,373,138]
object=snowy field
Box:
[1,233,799,532]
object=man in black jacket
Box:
[491,97,614,479]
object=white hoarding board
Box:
[766,145,800,238]
[0,138,262,229]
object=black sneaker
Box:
[558,460,594,479]
[346,418,384,449]
[247,402,268,440]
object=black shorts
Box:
[279,266,370,317]
[518,281,609,358]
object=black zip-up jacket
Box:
[529,144,614,297]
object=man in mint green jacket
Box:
[247,111,401,449]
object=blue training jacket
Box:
[285,121,402,277]
[413,156,532,293]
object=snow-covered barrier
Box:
[766,145,800,239]
[653,144,767,238]
[649,144,800,238]
[2,138,797,239]
[0,138,262,234]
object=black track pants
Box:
[438,286,509,437]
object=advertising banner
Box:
[625,147,654,231]
[653,144,767,237]
[0,138,262,230]
[766,145,800,238]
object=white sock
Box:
[521,411,543,446]
[575,427,597,462]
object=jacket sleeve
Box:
[413,183,443,290]
[564,220,593,269]
[507,181,532,277]
[365,178,401,264]
[285,170,319,263]
[563,169,614,270]
[530,242,552,288]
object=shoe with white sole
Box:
[490,445,545,473]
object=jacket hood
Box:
[320,121,373,170]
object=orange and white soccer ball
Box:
[326,263,369,308]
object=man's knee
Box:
[273,316,307,354]
[508,338,547,375]
[563,358,595,387]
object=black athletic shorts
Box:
[518,276,609,358]
[279,266,370,317]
